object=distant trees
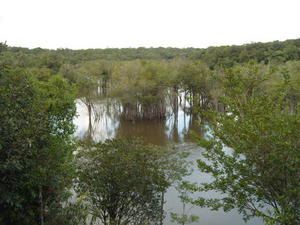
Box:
[0,68,76,225]
[0,41,7,53]
[111,60,169,120]
[111,59,216,120]
[189,66,300,225]
[178,61,212,111]
[2,38,300,68]
[60,60,113,139]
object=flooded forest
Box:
[0,39,299,225]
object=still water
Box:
[74,99,263,225]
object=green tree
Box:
[189,67,300,225]
[61,60,113,139]
[111,60,168,120]
[0,68,76,225]
[178,61,212,111]
[76,138,187,225]
[0,41,7,53]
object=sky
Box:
[1,0,300,49]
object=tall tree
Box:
[0,68,76,225]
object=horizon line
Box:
[3,37,299,51]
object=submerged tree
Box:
[178,60,212,111]
[189,65,300,225]
[60,60,113,139]
[112,60,169,120]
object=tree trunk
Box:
[88,103,92,139]
[182,201,186,225]
[173,86,178,114]
[160,192,165,225]
[184,91,186,111]
[39,186,44,225]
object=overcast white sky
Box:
[1,0,300,49]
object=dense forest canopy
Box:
[1,38,300,69]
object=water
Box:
[74,99,263,225]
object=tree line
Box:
[1,38,300,69]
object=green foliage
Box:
[0,68,76,225]
[111,60,169,120]
[45,199,89,225]
[2,38,300,69]
[0,41,7,53]
[190,66,300,225]
[76,138,178,225]
[178,60,213,110]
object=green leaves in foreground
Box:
[75,138,189,225]
[0,69,77,225]
[188,65,300,225]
